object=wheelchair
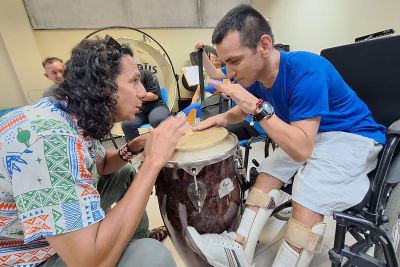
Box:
[238,35,400,266]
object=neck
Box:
[259,49,280,88]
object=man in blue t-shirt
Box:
[185,5,385,267]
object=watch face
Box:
[255,102,274,122]
[262,102,274,114]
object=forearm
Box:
[222,106,248,125]
[47,159,163,267]
[97,150,127,175]
[192,86,200,104]
[98,139,145,175]
[259,116,315,162]
[93,159,161,265]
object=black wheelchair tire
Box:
[374,183,400,262]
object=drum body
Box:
[156,129,242,267]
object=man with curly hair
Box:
[0,36,188,266]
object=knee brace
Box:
[285,217,325,253]
[286,217,326,267]
[246,187,278,209]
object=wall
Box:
[0,0,49,109]
[1,0,399,110]
[254,0,400,53]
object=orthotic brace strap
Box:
[246,187,275,209]
[285,217,325,253]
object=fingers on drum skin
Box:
[191,119,216,131]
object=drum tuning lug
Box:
[187,168,207,212]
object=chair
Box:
[321,36,400,267]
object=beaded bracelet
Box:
[118,143,143,162]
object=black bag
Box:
[200,94,230,120]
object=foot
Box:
[185,226,253,267]
[150,226,168,242]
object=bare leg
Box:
[289,202,323,252]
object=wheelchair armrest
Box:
[388,119,400,135]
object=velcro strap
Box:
[246,188,275,209]
[285,218,324,253]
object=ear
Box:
[259,34,273,57]
[44,73,49,79]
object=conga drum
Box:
[156,127,242,266]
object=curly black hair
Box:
[55,37,133,140]
[212,5,274,51]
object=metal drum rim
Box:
[163,133,239,168]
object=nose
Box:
[226,69,237,80]
[137,82,146,99]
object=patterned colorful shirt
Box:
[0,98,106,266]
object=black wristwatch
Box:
[253,101,274,122]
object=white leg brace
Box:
[273,217,326,267]
[243,188,281,264]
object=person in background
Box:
[121,69,170,141]
[185,5,385,267]
[42,57,64,97]
[0,36,188,267]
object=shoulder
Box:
[282,51,332,74]
[1,98,81,151]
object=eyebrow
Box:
[129,72,141,82]
[225,56,241,63]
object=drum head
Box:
[176,127,228,151]
[167,127,238,168]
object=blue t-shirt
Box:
[247,51,386,144]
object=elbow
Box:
[292,148,312,163]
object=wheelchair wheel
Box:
[374,183,400,262]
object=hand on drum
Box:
[144,116,189,167]
[207,78,259,115]
[127,133,148,153]
[191,114,227,131]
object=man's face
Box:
[44,60,64,84]
[114,55,146,122]
[216,31,264,87]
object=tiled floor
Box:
[103,137,363,267]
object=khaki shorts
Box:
[257,132,382,216]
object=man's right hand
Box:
[192,114,227,131]
[144,116,189,167]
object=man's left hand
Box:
[207,78,259,115]
[127,133,149,153]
